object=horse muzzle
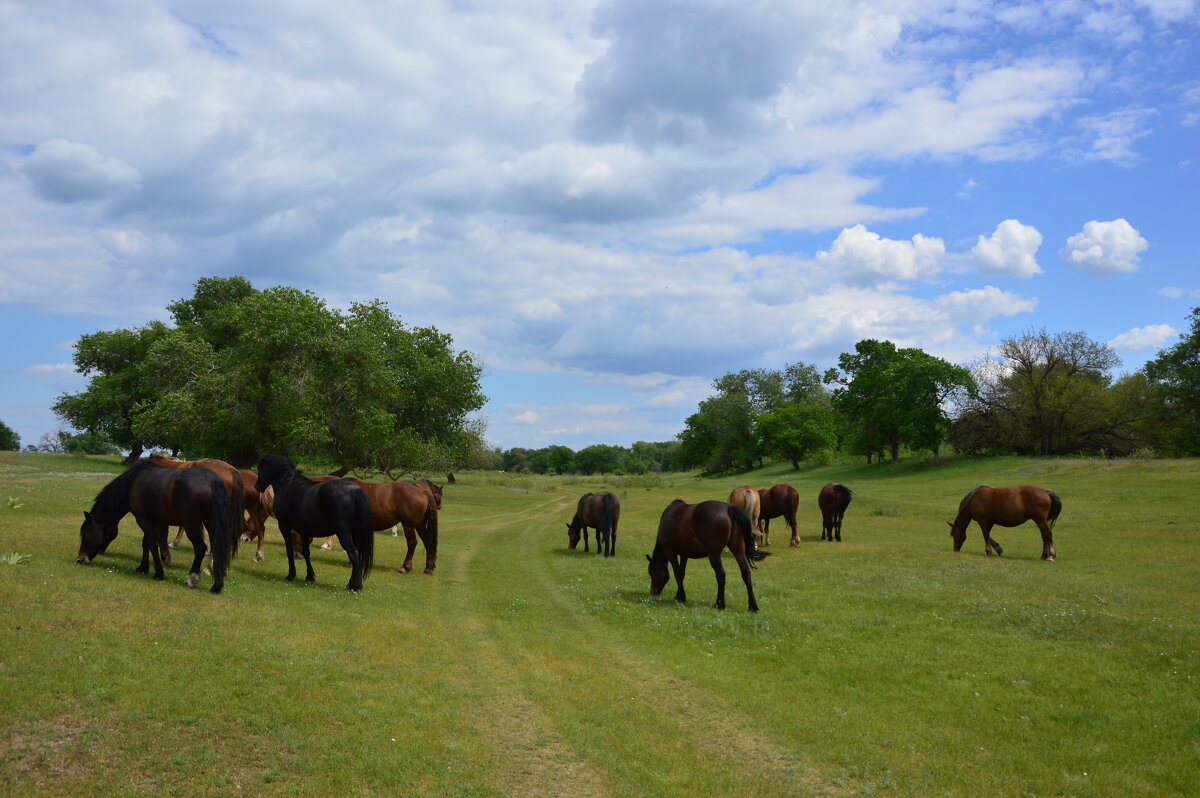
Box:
[76,553,92,565]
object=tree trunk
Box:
[890,438,900,462]
[123,443,144,464]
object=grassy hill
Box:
[1,451,1197,796]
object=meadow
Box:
[1,451,1197,797]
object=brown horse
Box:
[77,460,239,594]
[949,485,1062,560]
[818,483,853,542]
[565,492,621,556]
[758,484,800,547]
[646,500,768,611]
[304,476,442,574]
[728,486,762,547]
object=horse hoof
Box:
[423,568,435,575]
[186,573,200,588]
[168,542,177,549]
[254,554,264,563]
[320,543,332,551]
[209,584,223,595]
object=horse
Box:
[308,476,442,574]
[948,485,1062,560]
[254,455,374,591]
[234,468,272,561]
[818,483,853,542]
[728,486,761,547]
[757,484,801,547]
[646,500,768,611]
[77,460,239,594]
[565,492,620,556]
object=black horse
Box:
[254,454,374,591]
[818,482,854,542]
[566,492,620,556]
[78,460,240,594]
[646,500,768,611]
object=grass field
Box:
[1,451,1197,796]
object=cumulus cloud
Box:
[972,220,1044,278]
[1060,219,1149,276]
[19,139,142,203]
[817,224,946,284]
[1108,324,1179,350]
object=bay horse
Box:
[728,486,761,547]
[566,492,620,556]
[77,460,239,594]
[818,483,853,542]
[757,484,800,547]
[949,485,1062,560]
[646,500,768,611]
[254,455,374,591]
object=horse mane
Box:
[957,485,990,515]
[91,460,163,519]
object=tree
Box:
[0,419,19,450]
[574,444,623,475]
[953,329,1148,456]
[58,277,486,473]
[52,322,170,461]
[756,403,836,469]
[827,340,973,462]
[1144,308,1200,455]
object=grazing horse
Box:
[254,455,374,591]
[565,492,620,556]
[949,485,1062,561]
[728,486,762,547]
[234,468,272,562]
[818,483,853,542]
[758,484,801,547]
[646,500,768,611]
[77,460,239,594]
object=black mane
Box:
[90,460,163,520]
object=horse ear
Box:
[83,510,91,521]
[645,554,651,562]
[946,521,954,528]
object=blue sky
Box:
[2,0,1197,452]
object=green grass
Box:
[1,451,1197,796]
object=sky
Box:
[1,0,1197,453]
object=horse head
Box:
[646,549,669,595]
[566,517,582,549]
[77,510,118,564]
[947,520,966,551]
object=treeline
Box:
[51,277,488,474]
[672,313,1200,475]
[495,441,679,475]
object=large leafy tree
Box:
[57,277,486,473]
[827,340,973,463]
[1144,308,1200,454]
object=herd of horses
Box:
[76,455,1063,607]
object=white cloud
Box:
[1060,218,1149,275]
[1159,287,1200,299]
[817,224,946,284]
[514,411,541,424]
[972,220,1044,278]
[1108,324,1179,350]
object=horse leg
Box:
[335,529,363,591]
[788,510,800,547]
[1036,519,1056,561]
[708,552,727,610]
[320,535,334,551]
[735,552,759,612]
[416,521,437,575]
[301,537,316,582]
[835,513,843,543]
[583,527,590,553]
[136,530,152,574]
[169,525,185,549]
[254,528,265,563]
[184,524,207,588]
[668,555,688,604]
[610,520,617,557]
[821,514,830,541]
[981,522,1003,556]
[398,524,418,574]
[760,518,770,547]
[280,525,298,581]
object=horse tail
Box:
[207,480,232,588]
[353,488,374,578]
[228,470,244,559]
[1046,489,1063,529]
[602,492,615,537]
[834,483,854,513]
[729,505,769,564]
[423,493,439,561]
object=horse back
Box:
[580,492,618,527]
[658,500,733,558]
[759,484,799,518]
[969,485,1054,527]
[129,467,225,525]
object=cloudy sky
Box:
[2,0,1197,452]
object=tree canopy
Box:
[0,419,19,451]
[54,277,486,473]
[1144,307,1200,455]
